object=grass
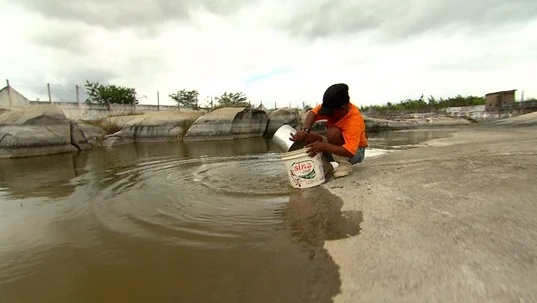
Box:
[107,111,144,117]
[83,118,122,135]
[181,118,195,131]
[177,118,196,140]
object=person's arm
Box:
[305,141,354,158]
[289,110,319,143]
[301,111,317,132]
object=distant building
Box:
[485,89,516,112]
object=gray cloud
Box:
[277,0,537,39]
[121,55,168,80]
[16,0,537,40]
[433,41,537,72]
[276,1,383,38]
[32,27,90,54]
[16,0,189,28]
[397,0,537,36]
[6,0,536,104]
[64,67,120,85]
[15,0,249,29]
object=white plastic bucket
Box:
[280,148,325,189]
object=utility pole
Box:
[157,91,160,110]
[76,85,80,106]
[6,79,12,107]
[47,83,52,103]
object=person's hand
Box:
[305,141,326,157]
[289,130,307,142]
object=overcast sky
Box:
[1,0,536,107]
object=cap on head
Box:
[319,83,350,115]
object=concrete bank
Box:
[323,113,537,302]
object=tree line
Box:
[84,81,250,108]
[360,95,486,113]
[83,81,490,112]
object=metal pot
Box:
[272,124,305,152]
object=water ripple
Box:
[91,153,291,248]
[194,154,291,196]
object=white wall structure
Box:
[0,86,30,108]
[28,101,198,121]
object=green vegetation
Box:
[216,92,250,107]
[169,89,250,110]
[169,89,199,109]
[84,81,138,105]
[361,95,485,113]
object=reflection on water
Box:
[367,129,456,150]
[0,152,88,199]
[0,130,454,302]
[285,187,363,256]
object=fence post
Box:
[47,83,52,103]
[157,91,160,111]
[6,79,12,107]
[76,85,80,106]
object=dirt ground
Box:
[324,113,537,302]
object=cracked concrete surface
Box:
[322,114,537,302]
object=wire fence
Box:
[5,80,90,103]
[3,79,313,111]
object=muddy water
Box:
[0,130,453,303]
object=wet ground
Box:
[0,129,456,302]
[325,123,537,302]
